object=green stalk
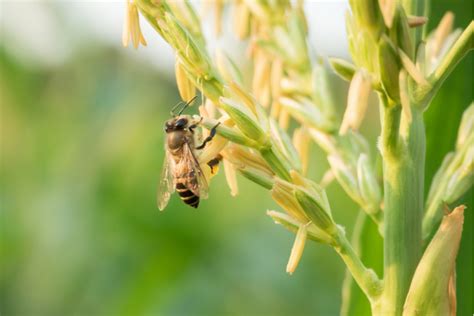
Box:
[341,212,373,316]
[380,102,425,315]
[333,226,383,305]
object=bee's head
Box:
[165,115,189,133]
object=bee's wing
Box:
[157,150,175,210]
[182,140,209,199]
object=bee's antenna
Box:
[177,95,197,115]
[170,96,198,117]
[170,101,185,117]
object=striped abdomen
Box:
[176,182,199,208]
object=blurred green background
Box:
[0,1,471,315]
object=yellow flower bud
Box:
[252,51,272,102]
[233,1,251,39]
[223,159,239,197]
[286,224,307,275]
[175,59,196,102]
[340,70,372,135]
[292,128,311,175]
[407,15,428,28]
[456,103,474,150]
[271,178,309,223]
[432,12,454,58]
[122,0,147,49]
[271,58,283,101]
[378,0,396,28]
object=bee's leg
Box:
[207,154,223,174]
[196,122,221,150]
[188,117,203,134]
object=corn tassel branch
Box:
[122,0,473,315]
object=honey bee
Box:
[157,97,220,210]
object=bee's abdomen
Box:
[176,182,199,208]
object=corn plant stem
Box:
[332,226,383,304]
[380,100,425,315]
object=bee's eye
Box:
[175,118,188,129]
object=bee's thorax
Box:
[167,130,193,151]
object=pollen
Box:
[175,58,196,102]
[340,70,371,135]
[122,0,147,49]
[286,224,308,275]
[432,12,454,58]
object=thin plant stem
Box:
[340,211,371,315]
[332,226,383,304]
